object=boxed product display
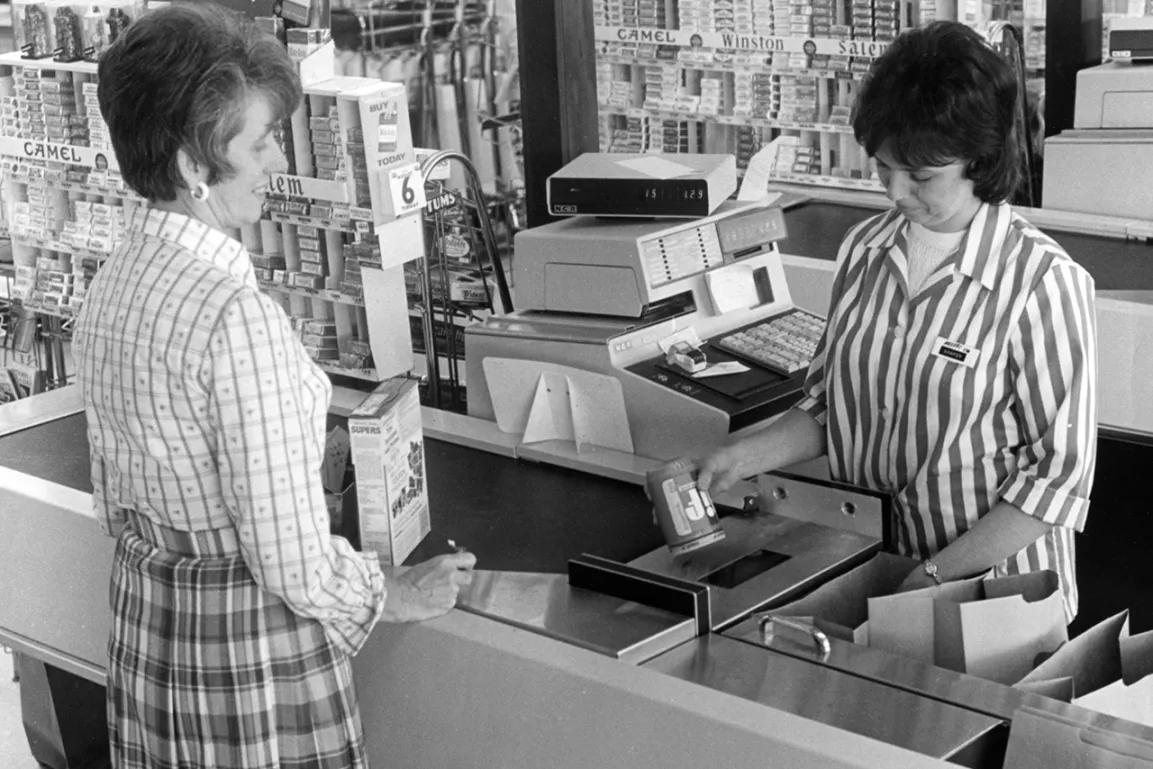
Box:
[348,376,430,566]
[14,0,57,59]
[50,1,86,62]
[81,0,145,62]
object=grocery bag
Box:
[770,551,920,643]
[1018,610,1153,727]
[868,569,1067,683]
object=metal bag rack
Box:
[415,148,512,410]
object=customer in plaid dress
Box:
[73,4,476,768]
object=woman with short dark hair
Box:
[688,21,1097,622]
[74,4,475,767]
[852,20,1024,205]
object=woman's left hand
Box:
[897,565,938,592]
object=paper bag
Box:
[1019,610,1153,727]
[868,569,1067,683]
[1003,706,1153,769]
[866,576,984,665]
[771,552,919,643]
[1079,629,1153,726]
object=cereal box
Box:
[348,376,429,566]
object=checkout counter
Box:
[0,388,985,769]
[6,389,1153,767]
[7,193,1153,768]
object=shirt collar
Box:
[129,207,255,286]
[862,201,1011,292]
[953,201,1012,291]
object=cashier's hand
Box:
[380,551,477,623]
[695,445,753,497]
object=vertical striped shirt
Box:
[795,202,1097,620]
[74,208,385,655]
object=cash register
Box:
[1043,18,1153,218]
[464,200,825,461]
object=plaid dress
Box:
[74,209,386,768]
[109,515,369,768]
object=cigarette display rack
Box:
[590,0,1046,195]
[0,13,430,390]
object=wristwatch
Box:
[922,559,942,585]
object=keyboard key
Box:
[714,308,826,376]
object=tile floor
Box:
[1,651,42,769]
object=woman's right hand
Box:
[694,443,752,497]
[380,551,477,623]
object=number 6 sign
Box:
[388,162,426,217]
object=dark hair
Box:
[97,2,301,201]
[851,21,1021,203]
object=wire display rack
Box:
[412,148,512,411]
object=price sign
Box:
[267,173,348,203]
[388,162,426,217]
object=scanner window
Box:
[701,549,791,589]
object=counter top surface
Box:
[0,410,665,574]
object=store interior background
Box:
[2,0,1153,765]
[1,6,36,768]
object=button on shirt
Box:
[795,202,1097,620]
[73,208,385,655]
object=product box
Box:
[348,376,430,565]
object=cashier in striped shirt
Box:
[695,21,1097,623]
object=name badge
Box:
[931,337,978,368]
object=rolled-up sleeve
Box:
[207,288,385,655]
[997,260,1097,532]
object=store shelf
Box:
[314,360,384,382]
[599,105,857,135]
[600,53,865,79]
[769,171,883,193]
[17,301,76,319]
[6,171,140,202]
[258,279,365,307]
[9,234,111,261]
[267,210,374,235]
[593,26,894,58]
[0,50,98,74]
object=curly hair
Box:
[97,2,301,201]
